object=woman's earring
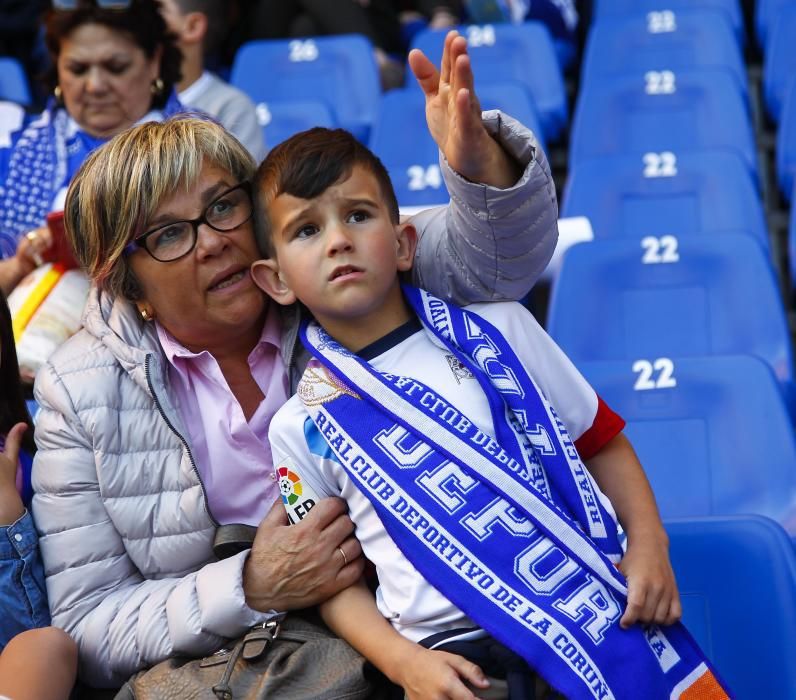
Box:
[53,85,62,102]
[139,307,155,322]
[150,78,165,97]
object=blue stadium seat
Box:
[561,150,768,248]
[790,201,796,290]
[409,22,566,140]
[756,0,793,49]
[666,515,796,699]
[592,0,744,46]
[0,56,31,106]
[763,4,796,122]
[777,78,796,201]
[254,99,335,150]
[547,234,794,405]
[569,69,758,182]
[230,35,380,143]
[370,83,544,208]
[582,10,747,101]
[577,356,796,532]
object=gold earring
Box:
[53,85,62,101]
[150,78,164,96]
[140,307,155,322]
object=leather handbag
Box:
[114,613,376,700]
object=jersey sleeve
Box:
[268,397,338,523]
[472,302,624,459]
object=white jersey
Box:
[269,301,624,643]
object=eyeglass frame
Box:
[124,181,254,263]
[52,0,134,10]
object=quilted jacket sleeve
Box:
[31,359,268,688]
[408,110,558,305]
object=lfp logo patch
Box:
[277,465,303,506]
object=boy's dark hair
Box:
[253,127,400,257]
[172,0,228,55]
[0,291,35,454]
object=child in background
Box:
[251,128,727,699]
[0,290,76,699]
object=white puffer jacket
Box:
[32,112,558,687]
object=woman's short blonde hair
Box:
[65,115,257,300]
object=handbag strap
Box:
[212,620,281,699]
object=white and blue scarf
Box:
[0,94,183,257]
[298,286,730,700]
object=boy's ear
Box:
[251,259,296,306]
[182,11,207,45]
[396,221,418,273]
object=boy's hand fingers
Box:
[620,581,645,628]
[440,30,459,85]
[664,593,683,626]
[408,48,440,97]
[1,422,27,472]
[449,655,489,689]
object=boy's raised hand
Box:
[408,31,522,189]
[398,646,488,700]
[0,422,26,525]
[619,530,682,629]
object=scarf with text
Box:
[298,286,730,700]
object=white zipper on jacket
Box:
[145,353,219,527]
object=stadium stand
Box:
[561,150,768,247]
[568,68,759,183]
[578,355,796,533]
[756,0,793,48]
[230,34,381,144]
[580,9,748,101]
[591,0,745,46]
[666,515,796,699]
[778,79,796,203]
[409,22,567,141]
[762,3,796,122]
[547,234,795,406]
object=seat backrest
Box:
[569,68,758,183]
[582,9,747,99]
[776,78,796,201]
[254,99,335,150]
[757,0,792,50]
[577,355,796,531]
[592,0,743,44]
[230,35,380,143]
[409,22,566,140]
[666,515,796,698]
[0,56,31,106]
[561,150,767,247]
[763,4,796,122]
[547,234,794,398]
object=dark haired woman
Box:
[0,0,183,294]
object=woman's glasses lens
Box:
[140,184,252,262]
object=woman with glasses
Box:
[0,0,182,295]
[31,33,559,690]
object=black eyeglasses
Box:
[126,182,253,263]
[53,0,133,10]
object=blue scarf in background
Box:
[298,285,730,699]
[0,93,183,257]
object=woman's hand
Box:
[0,227,54,295]
[0,422,27,525]
[408,31,522,188]
[242,496,364,611]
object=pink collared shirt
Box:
[156,304,289,525]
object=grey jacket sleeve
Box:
[31,362,267,688]
[408,110,558,305]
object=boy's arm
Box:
[320,578,488,700]
[584,432,682,628]
[406,32,558,305]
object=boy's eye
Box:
[294,224,319,240]
[347,210,369,224]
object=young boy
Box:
[250,129,726,700]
